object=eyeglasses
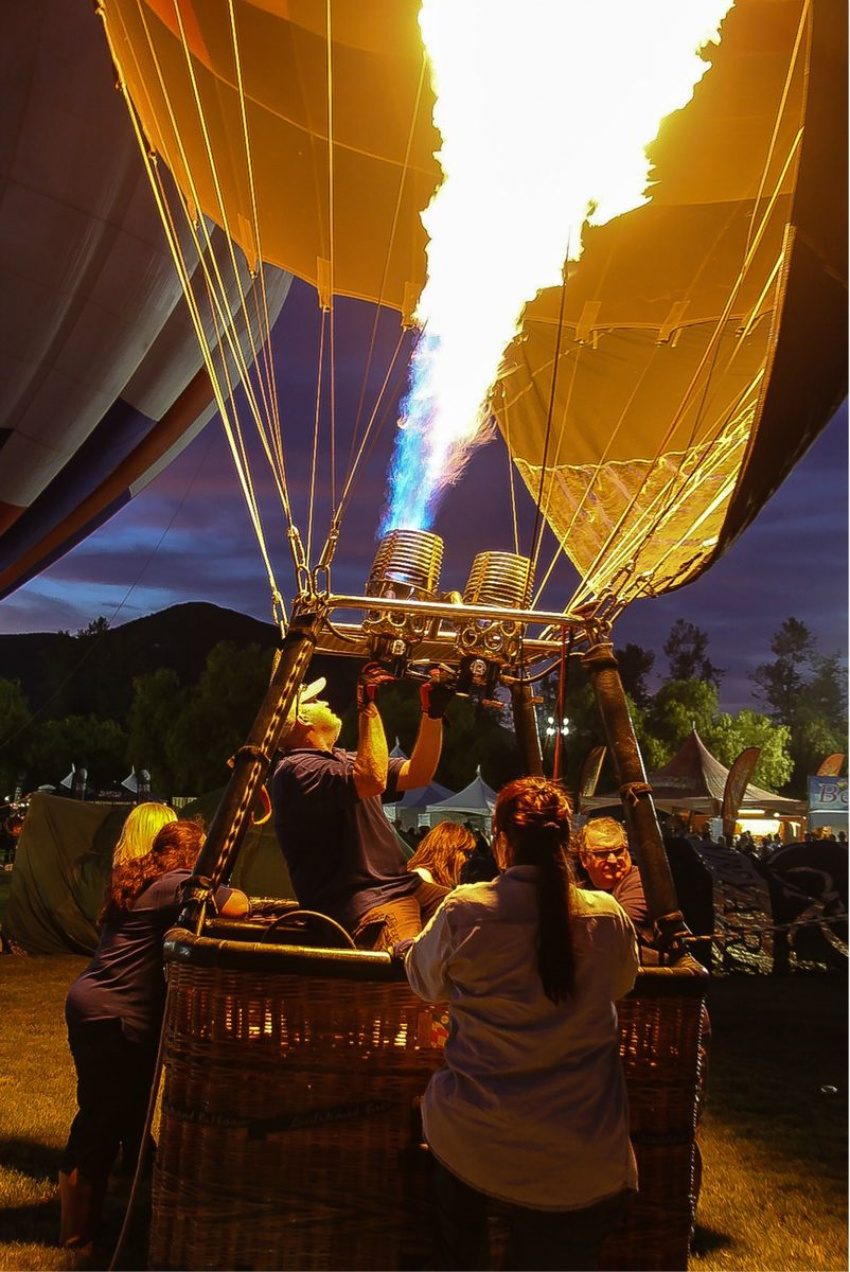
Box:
[584,847,628,862]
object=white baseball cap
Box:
[280,676,328,741]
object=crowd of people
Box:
[53,660,690,1268]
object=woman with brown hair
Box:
[406,821,476,888]
[59,818,249,1256]
[405,777,639,1271]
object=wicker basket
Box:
[150,928,707,1271]
[601,966,707,1272]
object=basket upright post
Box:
[581,639,689,955]
[180,610,321,927]
[510,680,545,777]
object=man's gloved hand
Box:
[356,661,395,710]
[420,669,457,721]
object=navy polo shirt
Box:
[272,747,419,930]
[65,868,235,1045]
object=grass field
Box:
[0,953,846,1272]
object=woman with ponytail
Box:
[404,777,639,1271]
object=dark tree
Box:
[615,642,655,707]
[752,619,847,794]
[753,617,816,722]
[663,619,724,688]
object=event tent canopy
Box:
[585,729,806,816]
[388,779,455,832]
[427,768,496,824]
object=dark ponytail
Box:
[494,778,575,1003]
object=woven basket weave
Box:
[150,929,707,1271]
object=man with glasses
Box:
[575,817,652,946]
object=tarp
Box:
[3,793,133,954]
[586,729,806,816]
[180,788,296,900]
[2,788,299,954]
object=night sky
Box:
[0,278,846,715]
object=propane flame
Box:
[380,0,734,535]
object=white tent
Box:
[387,780,455,831]
[426,767,496,831]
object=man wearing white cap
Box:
[272,664,455,949]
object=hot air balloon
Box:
[64,2,847,1268]
[493,0,847,621]
[0,0,292,602]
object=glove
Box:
[357,661,395,710]
[420,670,457,720]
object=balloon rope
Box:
[529,341,587,608]
[499,388,520,557]
[227,0,287,489]
[320,53,429,568]
[128,0,295,529]
[324,0,337,507]
[166,0,294,512]
[330,327,408,530]
[306,311,329,568]
[104,4,287,605]
[528,246,571,577]
[533,6,811,615]
[568,0,809,611]
[743,0,810,262]
[570,125,803,609]
[347,53,430,473]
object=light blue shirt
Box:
[405,865,639,1209]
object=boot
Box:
[58,1168,101,1255]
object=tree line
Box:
[0,615,844,801]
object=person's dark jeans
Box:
[61,1018,159,1187]
[432,1155,629,1271]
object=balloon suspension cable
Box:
[528,243,571,580]
[288,525,313,602]
[324,0,338,508]
[347,51,429,472]
[312,519,340,598]
[328,323,410,544]
[568,100,804,614]
[106,0,313,627]
[306,308,329,568]
[499,384,521,558]
[550,14,808,619]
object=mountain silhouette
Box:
[0,602,358,721]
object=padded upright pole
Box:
[510,680,544,777]
[581,639,689,954]
[180,611,321,927]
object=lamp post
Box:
[544,715,570,777]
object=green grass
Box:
[690,974,847,1272]
[0,956,846,1271]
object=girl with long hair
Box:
[406,821,475,888]
[111,801,177,866]
[59,817,249,1256]
[405,777,639,1271]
